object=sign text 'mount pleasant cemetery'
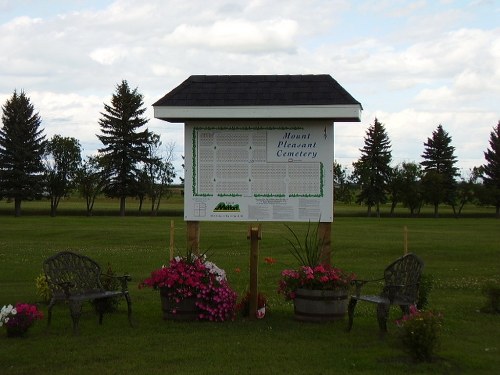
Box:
[184,120,333,222]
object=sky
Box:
[1,0,499,181]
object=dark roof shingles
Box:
[153,75,361,107]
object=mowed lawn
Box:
[0,205,499,374]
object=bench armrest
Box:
[102,274,132,292]
[351,277,384,297]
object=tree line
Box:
[334,118,500,218]
[0,80,176,217]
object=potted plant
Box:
[0,303,44,337]
[140,253,237,322]
[278,222,355,322]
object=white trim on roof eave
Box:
[153,105,362,121]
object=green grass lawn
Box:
[0,210,499,374]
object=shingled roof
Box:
[153,74,362,122]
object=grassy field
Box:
[0,203,499,374]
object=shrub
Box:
[397,305,443,362]
[35,273,52,304]
[481,280,500,314]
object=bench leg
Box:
[124,293,133,327]
[69,301,83,335]
[376,303,389,332]
[47,298,56,327]
[347,297,358,332]
[94,298,107,325]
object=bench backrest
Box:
[43,251,104,297]
[382,253,424,303]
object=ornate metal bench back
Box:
[382,253,424,304]
[43,251,104,297]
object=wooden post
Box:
[403,226,408,255]
[169,220,175,260]
[186,221,200,255]
[247,224,262,320]
[318,222,331,266]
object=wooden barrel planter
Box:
[160,288,200,321]
[293,288,348,322]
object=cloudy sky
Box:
[1,0,499,181]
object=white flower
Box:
[0,304,16,326]
[204,261,227,282]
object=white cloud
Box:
[89,46,128,65]
[164,18,299,53]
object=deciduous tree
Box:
[44,135,82,216]
[75,156,105,216]
[333,161,353,203]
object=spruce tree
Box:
[482,121,500,217]
[353,118,392,217]
[0,90,46,216]
[420,124,458,217]
[97,80,152,216]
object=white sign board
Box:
[184,120,333,222]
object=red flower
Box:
[264,257,277,264]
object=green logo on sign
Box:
[214,202,240,212]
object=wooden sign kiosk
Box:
[153,75,362,317]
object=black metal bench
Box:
[347,253,424,332]
[43,251,133,334]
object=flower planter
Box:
[160,288,199,321]
[293,288,348,322]
[6,325,29,338]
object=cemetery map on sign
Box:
[185,122,333,222]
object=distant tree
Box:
[453,167,482,217]
[333,161,353,203]
[0,90,46,216]
[75,156,105,216]
[387,162,424,216]
[399,162,423,216]
[142,135,176,215]
[387,164,405,215]
[44,135,82,217]
[97,80,152,216]
[482,121,500,217]
[420,124,458,217]
[353,118,392,217]
[180,155,185,185]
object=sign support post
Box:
[318,222,332,266]
[187,221,200,255]
[247,224,262,320]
